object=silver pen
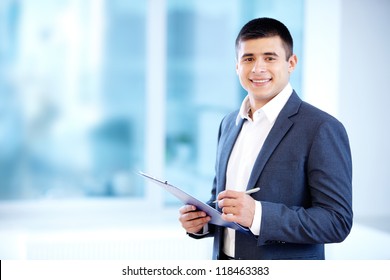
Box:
[212,187,260,203]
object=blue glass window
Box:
[0,0,303,203]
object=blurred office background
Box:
[0,0,389,259]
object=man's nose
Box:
[251,60,266,73]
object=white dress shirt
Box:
[223,83,293,258]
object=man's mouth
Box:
[250,78,271,85]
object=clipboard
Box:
[138,171,249,233]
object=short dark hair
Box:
[235,17,293,60]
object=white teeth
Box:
[252,79,269,83]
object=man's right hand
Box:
[178,205,211,234]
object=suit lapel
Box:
[246,91,301,190]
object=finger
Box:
[179,204,196,214]
[183,215,210,228]
[179,210,208,225]
[221,206,237,215]
[217,190,241,201]
[180,215,210,233]
[218,198,236,208]
[221,212,237,222]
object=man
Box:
[179,18,352,260]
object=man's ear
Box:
[288,54,298,73]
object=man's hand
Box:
[216,190,256,228]
[179,205,211,234]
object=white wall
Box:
[303,0,341,117]
[304,0,390,221]
[339,0,390,220]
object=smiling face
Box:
[236,36,297,111]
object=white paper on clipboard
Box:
[138,171,249,233]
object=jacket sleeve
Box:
[258,120,353,245]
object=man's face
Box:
[236,36,297,110]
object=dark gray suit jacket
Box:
[192,91,353,260]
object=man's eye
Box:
[244,57,254,62]
[265,57,276,61]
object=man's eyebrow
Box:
[240,52,279,59]
[240,53,254,59]
[263,52,279,57]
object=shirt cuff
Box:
[249,201,262,236]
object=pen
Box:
[212,187,260,203]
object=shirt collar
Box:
[235,83,293,125]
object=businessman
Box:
[178,17,353,260]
